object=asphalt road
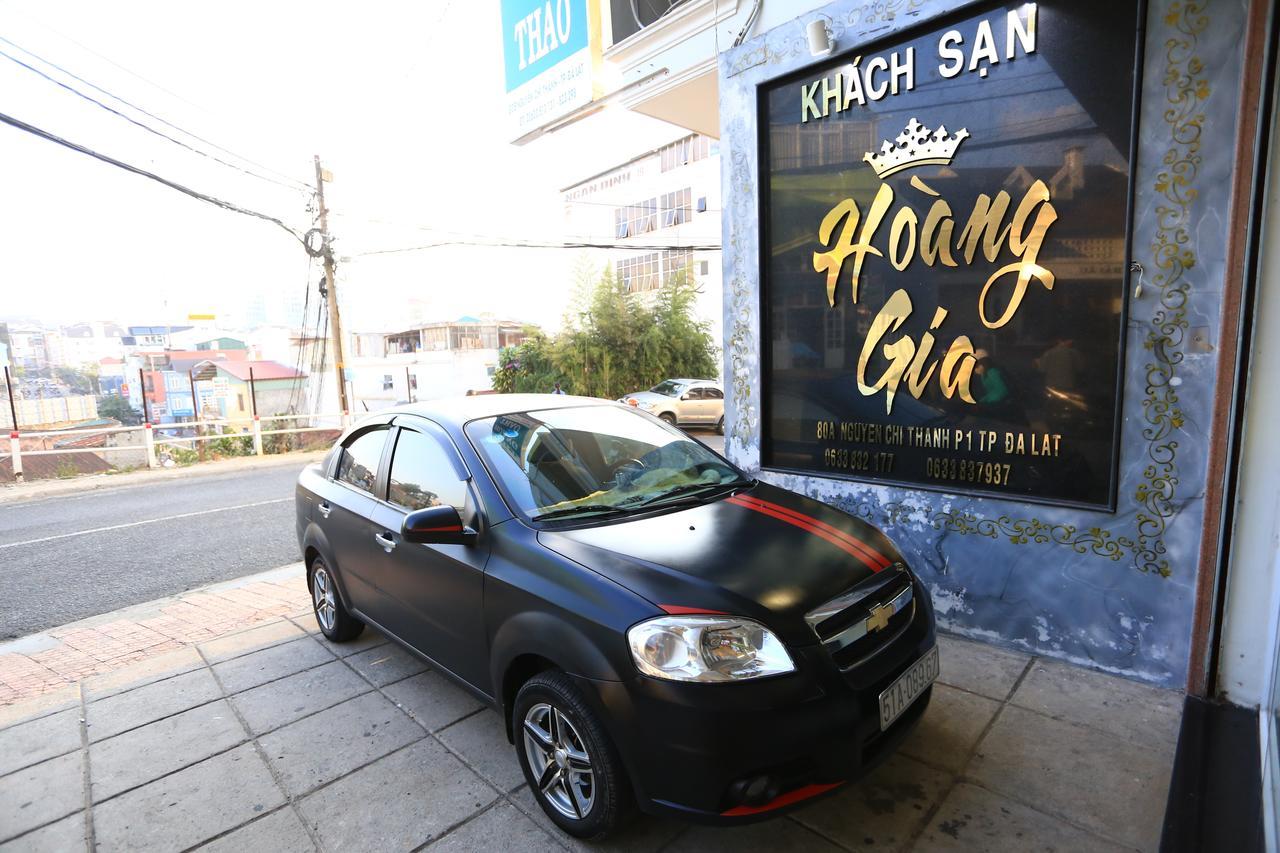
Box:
[0,430,727,640]
[0,461,312,640]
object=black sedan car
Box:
[295,394,937,839]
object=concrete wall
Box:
[718,0,1248,686]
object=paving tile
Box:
[424,802,560,852]
[0,686,80,729]
[667,817,842,852]
[437,709,524,792]
[259,691,425,797]
[936,634,1030,701]
[344,643,428,687]
[1010,658,1184,749]
[194,807,315,853]
[385,671,485,732]
[0,812,87,852]
[791,753,954,851]
[93,744,284,853]
[913,782,1132,852]
[0,707,82,777]
[512,785,687,853]
[298,739,495,850]
[230,660,370,735]
[211,637,333,694]
[900,683,1001,773]
[81,646,204,701]
[90,699,245,801]
[0,751,83,842]
[86,667,221,742]
[968,705,1173,851]
[198,620,305,664]
[317,627,389,657]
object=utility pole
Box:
[314,155,350,417]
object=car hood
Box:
[536,481,903,646]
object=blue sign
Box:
[500,0,589,93]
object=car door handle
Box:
[374,532,396,552]
[317,501,331,519]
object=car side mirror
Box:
[681,393,692,400]
[402,505,477,546]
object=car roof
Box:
[375,393,616,427]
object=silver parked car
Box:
[619,378,725,433]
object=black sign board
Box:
[758,0,1142,509]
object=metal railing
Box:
[5,413,349,481]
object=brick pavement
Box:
[0,565,1183,851]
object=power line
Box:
[0,40,310,192]
[354,238,722,257]
[0,109,305,245]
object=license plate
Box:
[878,646,939,731]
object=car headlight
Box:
[626,615,795,682]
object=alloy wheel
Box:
[522,702,595,820]
[312,565,336,631]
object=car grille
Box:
[804,564,915,671]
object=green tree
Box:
[97,394,142,425]
[55,366,96,394]
[492,329,567,394]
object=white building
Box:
[346,317,531,408]
[561,131,723,348]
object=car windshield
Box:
[649,380,685,397]
[465,405,748,522]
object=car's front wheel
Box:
[309,557,364,642]
[514,671,630,840]
[658,412,676,426]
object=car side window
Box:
[387,428,467,511]
[686,387,705,400]
[705,387,723,399]
[335,428,388,494]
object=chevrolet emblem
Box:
[866,602,894,633]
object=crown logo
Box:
[862,118,970,179]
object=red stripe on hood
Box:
[730,494,891,570]
[724,495,887,572]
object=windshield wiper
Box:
[530,504,638,521]
[632,480,752,509]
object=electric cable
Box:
[0,44,309,192]
[354,238,721,257]
[0,110,305,245]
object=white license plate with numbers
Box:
[878,645,939,731]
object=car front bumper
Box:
[578,579,937,823]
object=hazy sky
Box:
[0,1,688,333]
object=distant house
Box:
[195,337,248,351]
[346,317,534,407]
[189,359,306,424]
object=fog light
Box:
[729,774,780,806]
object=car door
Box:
[677,386,704,423]
[368,420,492,691]
[320,424,393,615]
[703,386,724,422]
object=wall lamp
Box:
[807,16,834,57]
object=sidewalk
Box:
[0,566,1182,852]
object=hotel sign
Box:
[758,0,1141,509]
[500,0,601,142]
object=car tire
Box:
[658,412,677,426]
[308,556,364,642]
[514,671,631,840]
[715,416,725,435]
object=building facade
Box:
[504,0,1280,841]
[562,131,725,347]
